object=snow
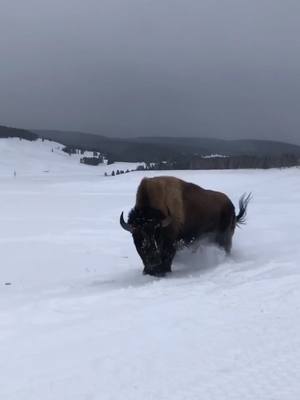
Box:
[0,138,300,400]
[201,154,228,158]
[0,137,143,177]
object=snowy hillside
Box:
[0,138,143,176]
[0,139,300,399]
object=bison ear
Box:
[120,212,133,233]
[161,215,172,228]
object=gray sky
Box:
[1,0,300,143]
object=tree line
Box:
[138,154,300,170]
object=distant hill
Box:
[0,137,143,177]
[33,130,182,162]
[34,129,300,162]
[132,137,300,156]
[0,125,38,141]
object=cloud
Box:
[1,0,300,143]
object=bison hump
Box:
[136,177,184,231]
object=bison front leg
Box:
[161,245,176,274]
[143,246,176,277]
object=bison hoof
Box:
[143,268,171,277]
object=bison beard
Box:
[120,176,251,277]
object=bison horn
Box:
[161,215,172,228]
[120,212,133,232]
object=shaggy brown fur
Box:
[136,176,236,243]
[121,176,250,276]
[136,177,185,235]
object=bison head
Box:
[120,207,172,276]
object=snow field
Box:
[0,139,300,399]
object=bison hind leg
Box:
[215,230,233,254]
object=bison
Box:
[120,176,251,277]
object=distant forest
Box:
[145,154,300,170]
[1,124,300,169]
[58,131,300,169]
[35,129,300,165]
[0,125,37,141]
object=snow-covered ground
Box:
[1,139,300,400]
[0,137,143,177]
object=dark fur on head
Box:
[126,206,174,277]
[127,206,165,227]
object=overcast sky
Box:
[1,0,300,143]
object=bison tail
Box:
[236,192,252,226]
